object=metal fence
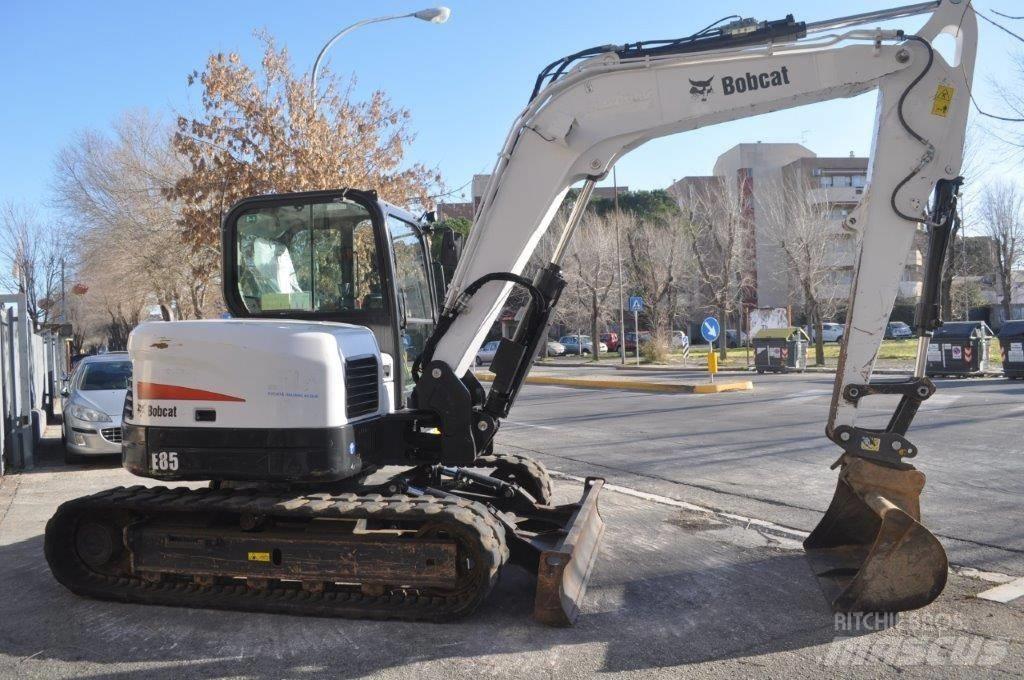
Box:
[0,293,64,475]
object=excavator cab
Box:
[223,189,442,407]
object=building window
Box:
[832,175,852,187]
[852,174,866,188]
[820,176,832,188]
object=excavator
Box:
[46,0,976,625]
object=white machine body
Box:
[126,319,386,430]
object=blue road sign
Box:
[628,296,644,313]
[700,317,721,343]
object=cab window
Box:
[388,215,434,397]
[235,201,382,313]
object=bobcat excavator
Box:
[46,0,976,625]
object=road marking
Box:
[976,576,1024,603]
[782,389,832,404]
[504,420,557,431]
[549,470,808,544]
[548,470,1024,592]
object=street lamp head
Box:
[413,6,451,23]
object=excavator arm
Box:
[412,0,976,613]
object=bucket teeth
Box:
[804,456,948,613]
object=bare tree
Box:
[562,212,620,361]
[54,110,219,327]
[680,176,754,358]
[0,203,71,324]
[621,212,686,342]
[980,181,1024,322]
[760,174,843,365]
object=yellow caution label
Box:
[707,351,718,375]
[860,437,881,453]
[247,551,271,562]
[931,84,955,117]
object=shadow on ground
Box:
[0,514,844,678]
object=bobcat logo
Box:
[689,77,714,102]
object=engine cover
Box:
[122,319,384,483]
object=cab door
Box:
[386,214,437,403]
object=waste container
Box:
[925,320,993,377]
[753,327,810,374]
[997,320,1024,379]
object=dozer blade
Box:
[533,477,606,626]
[804,455,948,613]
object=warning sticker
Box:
[927,344,941,361]
[952,346,962,360]
[931,83,955,117]
[769,347,781,359]
[248,551,271,562]
[1010,342,1024,363]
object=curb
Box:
[693,381,754,394]
[474,372,754,395]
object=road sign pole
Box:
[634,310,640,366]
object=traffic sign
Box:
[700,317,721,343]
[628,296,644,313]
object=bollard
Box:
[707,348,718,383]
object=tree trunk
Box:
[807,300,825,366]
[718,305,728,360]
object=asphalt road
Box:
[1,432,1021,679]
[499,370,1024,576]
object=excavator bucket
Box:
[804,456,948,613]
[529,477,606,626]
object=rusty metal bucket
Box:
[804,456,948,613]
[531,477,606,626]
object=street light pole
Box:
[310,7,450,108]
[614,167,626,364]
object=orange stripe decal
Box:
[136,382,245,402]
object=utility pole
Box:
[614,167,626,364]
[60,257,66,323]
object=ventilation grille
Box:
[123,384,133,421]
[101,427,123,444]
[345,356,379,419]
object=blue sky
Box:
[1,0,1021,213]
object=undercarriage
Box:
[45,454,604,625]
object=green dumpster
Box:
[753,327,810,374]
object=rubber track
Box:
[471,452,554,505]
[45,485,509,621]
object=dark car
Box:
[724,329,749,348]
[885,321,914,339]
[623,331,652,352]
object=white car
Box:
[475,340,501,366]
[62,353,132,463]
[669,330,690,350]
[811,322,845,343]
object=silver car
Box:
[62,353,131,463]
[475,340,501,367]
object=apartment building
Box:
[668,142,924,310]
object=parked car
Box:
[545,340,566,357]
[475,340,501,366]
[668,330,689,350]
[558,335,606,355]
[623,331,653,353]
[599,332,619,353]
[724,329,750,348]
[809,322,845,343]
[885,321,914,340]
[62,352,132,464]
